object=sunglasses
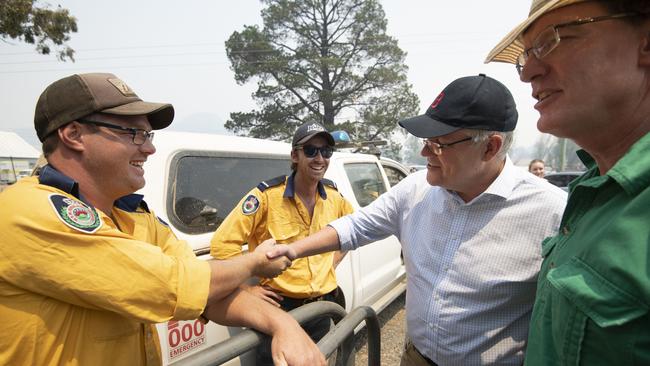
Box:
[295,145,334,158]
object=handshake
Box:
[250,239,298,278]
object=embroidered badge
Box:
[49,194,102,233]
[241,194,260,215]
[430,91,444,109]
[108,78,137,97]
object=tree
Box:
[533,135,585,172]
[0,0,77,61]
[225,0,419,152]
[400,133,426,165]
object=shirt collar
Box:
[114,194,147,212]
[606,132,650,195]
[577,132,650,195]
[448,155,517,205]
[38,164,146,210]
[38,164,81,199]
[283,171,328,199]
[478,155,518,200]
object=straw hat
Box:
[485,0,587,64]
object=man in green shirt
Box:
[485,0,650,365]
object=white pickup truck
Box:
[140,131,408,365]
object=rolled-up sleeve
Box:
[172,257,211,319]
[0,189,211,323]
[329,182,402,251]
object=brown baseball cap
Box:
[34,73,174,142]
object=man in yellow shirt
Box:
[211,122,354,365]
[0,73,325,366]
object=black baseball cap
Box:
[292,122,335,146]
[399,74,517,138]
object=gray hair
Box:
[464,129,514,160]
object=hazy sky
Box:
[0,0,538,151]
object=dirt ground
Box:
[354,293,406,366]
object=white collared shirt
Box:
[330,157,567,365]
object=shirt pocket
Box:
[268,220,300,244]
[546,257,647,365]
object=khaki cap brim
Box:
[485,0,586,64]
[102,101,174,130]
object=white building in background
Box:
[0,131,40,183]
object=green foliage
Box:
[225,0,419,152]
[0,0,77,61]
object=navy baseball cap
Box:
[292,122,335,146]
[399,74,517,138]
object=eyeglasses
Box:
[295,145,334,159]
[516,12,638,75]
[78,119,154,145]
[422,136,472,155]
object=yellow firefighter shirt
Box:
[210,174,354,298]
[0,166,210,365]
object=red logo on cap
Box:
[430,92,444,109]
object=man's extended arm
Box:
[206,239,291,302]
[269,183,401,262]
[268,225,341,261]
[332,250,347,268]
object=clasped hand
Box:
[252,239,293,278]
[262,239,298,263]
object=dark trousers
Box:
[400,339,438,366]
[255,288,342,365]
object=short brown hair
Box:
[41,120,99,157]
[41,134,59,157]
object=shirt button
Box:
[429,322,434,328]
[562,226,570,235]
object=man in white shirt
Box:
[269,74,567,365]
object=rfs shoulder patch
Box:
[241,194,260,215]
[48,194,102,233]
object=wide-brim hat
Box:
[485,0,587,64]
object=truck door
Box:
[342,162,402,305]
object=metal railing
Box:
[318,305,380,366]
[206,301,380,366]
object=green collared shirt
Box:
[525,132,650,365]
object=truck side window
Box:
[382,165,407,187]
[168,153,290,234]
[343,162,388,207]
